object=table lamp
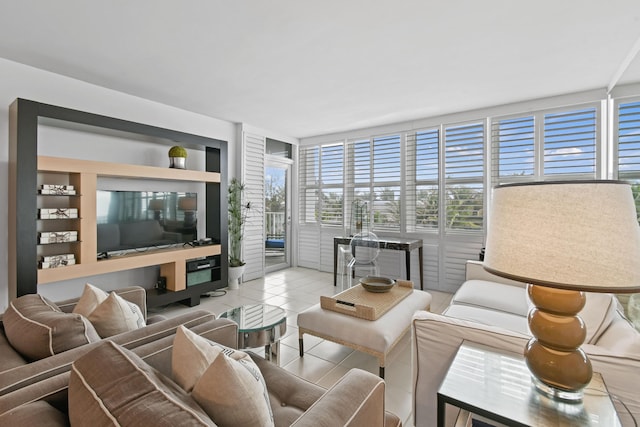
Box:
[483,181,640,401]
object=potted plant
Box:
[228,178,250,289]
[168,145,187,169]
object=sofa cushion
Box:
[3,294,100,361]
[581,292,618,344]
[443,304,530,335]
[72,283,108,318]
[0,400,69,427]
[68,341,214,426]
[173,325,275,427]
[452,279,529,316]
[87,292,145,338]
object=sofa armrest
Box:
[412,310,529,427]
[291,368,386,427]
[465,260,525,288]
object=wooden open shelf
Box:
[38,156,220,183]
[38,244,221,291]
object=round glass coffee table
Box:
[219,304,286,364]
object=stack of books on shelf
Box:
[39,184,76,195]
[39,254,76,269]
[38,230,78,244]
[38,208,78,219]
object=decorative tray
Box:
[359,276,396,293]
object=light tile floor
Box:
[149,267,452,427]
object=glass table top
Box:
[438,342,621,427]
[219,304,286,332]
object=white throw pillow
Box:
[73,283,108,317]
[88,292,145,338]
[172,325,274,427]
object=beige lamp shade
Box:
[484,181,640,293]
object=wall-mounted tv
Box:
[96,190,197,256]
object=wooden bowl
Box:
[359,276,396,293]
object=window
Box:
[491,116,535,182]
[298,144,344,225]
[617,100,640,221]
[492,106,598,185]
[444,122,484,231]
[544,108,597,176]
[299,146,319,223]
[320,144,344,225]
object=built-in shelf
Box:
[38,156,221,183]
[38,245,221,290]
[10,98,228,306]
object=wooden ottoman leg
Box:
[299,337,304,357]
[379,366,385,379]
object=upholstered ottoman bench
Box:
[297,285,432,378]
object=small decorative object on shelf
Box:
[38,208,78,219]
[168,145,187,169]
[39,184,76,195]
[39,253,76,269]
[38,230,78,244]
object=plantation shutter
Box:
[618,101,640,178]
[372,135,401,230]
[406,129,439,231]
[491,116,535,183]
[617,100,640,221]
[242,132,265,281]
[320,144,344,225]
[443,122,484,231]
[543,108,597,177]
[299,146,319,223]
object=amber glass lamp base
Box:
[524,285,593,402]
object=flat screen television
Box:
[96,190,197,256]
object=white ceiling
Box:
[1,0,640,138]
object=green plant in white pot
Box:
[228,178,250,289]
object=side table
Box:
[219,304,286,365]
[437,342,621,427]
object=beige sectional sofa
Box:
[0,286,401,426]
[412,260,640,427]
[0,316,401,426]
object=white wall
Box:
[0,57,239,310]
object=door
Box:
[265,159,292,272]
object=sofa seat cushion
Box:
[0,400,69,427]
[3,294,100,361]
[173,325,275,427]
[443,304,530,335]
[69,341,215,426]
[452,280,529,316]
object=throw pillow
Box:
[2,294,100,360]
[88,292,146,338]
[172,325,275,427]
[72,283,108,317]
[69,341,214,426]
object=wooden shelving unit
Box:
[9,99,228,307]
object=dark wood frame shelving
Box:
[9,98,228,307]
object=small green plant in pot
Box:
[228,178,250,289]
[228,178,251,267]
[168,145,187,169]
